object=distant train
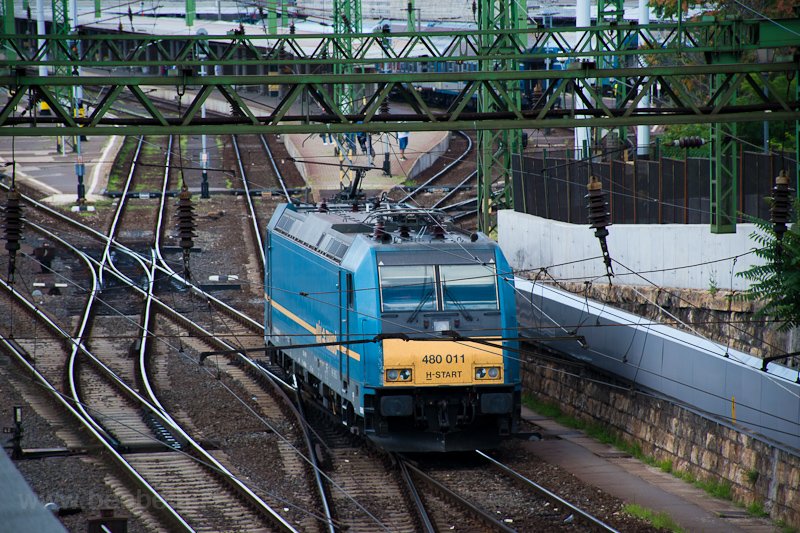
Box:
[388,38,642,111]
[265,202,521,452]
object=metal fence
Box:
[512,150,797,225]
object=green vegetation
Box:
[658,123,712,160]
[624,503,683,532]
[107,137,138,191]
[522,395,640,454]
[746,469,760,484]
[708,272,719,296]
[735,201,800,332]
[747,501,769,518]
[651,0,795,21]
[694,478,733,500]
[523,393,779,522]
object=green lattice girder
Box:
[2,18,799,69]
[0,0,14,61]
[711,118,737,234]
[0,61,796,136]
[331,0,361,182]
[476,0,524,231]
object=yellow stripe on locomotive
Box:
[382,339,504,386]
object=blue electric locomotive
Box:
[265,202,521,452]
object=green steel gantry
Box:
[476,0,524,231]
[0,17,798,231]
[332,0,361,190]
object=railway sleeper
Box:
[143,411,183,450]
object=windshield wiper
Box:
[443,287,474,321]
[408,287,434,323]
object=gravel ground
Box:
[2,132,688,532]
[155,325,318,529]
[0,358,152,533]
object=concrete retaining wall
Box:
[498,210,763,291]
[408,132,449,180]
[281,135,308,180]
[524,357,800,527]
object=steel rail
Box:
[12,168,299,532]
[98,136,145,288]
[431,171,477,210]
[0,182,267,334]
[476,450,620,532]
[101,135,301,532]
[0,297,195,532]
[396,457,436,533]
[401,460,515,532]
[73,227,299,533]
[231,134,268,274]
[259,134,293,204]
[291,379,336,533]
[398,130,472,205]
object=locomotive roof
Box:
[269,203,492,263]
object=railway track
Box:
[0,141,306,531]
[2,97,662,531]
[393,130,479,226]
[398,451,619,532]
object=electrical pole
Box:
[332,0,361,191]
[476,0,524,232]
[197,28,210,198]
[637,0,650,158]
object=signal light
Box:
[586,176,614,279]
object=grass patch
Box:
[522,393,776,520]
[522,395,643,459]
[747,501,769,518]
[746,469,760,484]
[624,503,682,532]
[695,478,732,500]
[107,137,138,191]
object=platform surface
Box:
[522,407,777,532]
[0,450,67,533]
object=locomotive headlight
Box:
[386,368,412,382]
[475,367,501,380]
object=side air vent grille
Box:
[275,213,299,234]
[320,234,349,260]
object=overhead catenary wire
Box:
[0,163,391,530]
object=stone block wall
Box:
[524,356,800,527]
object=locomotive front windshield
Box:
[379,265,438,312]
[440,264,499,310]
[379,264,498,312]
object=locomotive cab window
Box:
[440,264,499,310]
[379,265,437,312]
